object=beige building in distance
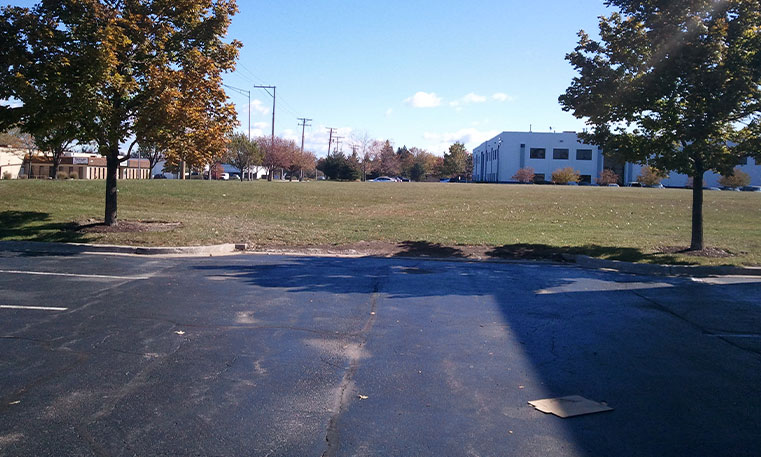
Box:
[0,146,26,179]
[23,154,150,180]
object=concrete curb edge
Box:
[569,254,761,277]
[0,241,247,256]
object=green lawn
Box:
[1,179,760,265]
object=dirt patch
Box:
[77,220,182,234]
[656,246,734,258]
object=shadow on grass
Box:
[0,211,89,243]
[393,241,467,258]
[485,243,697,265]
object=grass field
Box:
[1,179,760,265]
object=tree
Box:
[396,145,414,178]
[441,142,469,178]
[512,167,535,183]
[637,166,669,186]
[560,0,761,250]
[259,136,294,180]
[551,167,581,184]
[377,140,400,176]
[718,168,751,188]
[225,132,259,180]
[0,6,82,178]
[2,1,241,224]
[136,143,163,179]
[596,169,620,185]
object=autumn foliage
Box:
[596,169,620,185]
[718,168,751,188]
[551,167,581,184]
[512,167,535,183]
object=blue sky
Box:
[225,0,612,156]
[5,0,612,156]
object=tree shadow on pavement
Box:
[393,241,467,258]
[486,243,696,265]
[0,210,88,243]
[190,255,761,456]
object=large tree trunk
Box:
[105,150,119,226]
[690,168,705,251]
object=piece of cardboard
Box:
[528,395,613,418]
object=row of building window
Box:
[529,148,594,161]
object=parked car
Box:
[720,186,741,191]
[740,186,761,192]
[218,173,229,181]
[626,182,642,187]
[153,174,166,179]
[703,186,721,191]
[645,183,664,188]
[372,176,395,182]
[229,173,241,180]
[606,183,620,187]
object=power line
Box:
[222,83,251,140]
[254,85,276,143]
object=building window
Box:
[553,148,569,160]
[576,149,593,160]
[580,174,592,184]
[530,148,545,159]
[534,173,545,183]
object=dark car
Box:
[153,174,166,179]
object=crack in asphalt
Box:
[631,290,761,359]
[321,280,381,457]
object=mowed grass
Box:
[1,179,760,265]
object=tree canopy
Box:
[559,0,761,249]
[1,1,240,224]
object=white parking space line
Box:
[0,305,68,311]
[0,270,149,280]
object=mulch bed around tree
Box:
[656,246,734,258]
[77,220,182,233]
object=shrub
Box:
[56,171,69,180]
[2,171,11,180]
[718,168,751,188]
[69,172,79,179]
[596,169,619,185]
[551,167,581,184]
[512,167,535,183]
[637,166,668,186]
[17,174,27,179]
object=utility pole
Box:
[223,83,251,140]
[254,85,276,143]
[326,127,337,157]
[298,118,312,154]
[333,136,344,154]
[298,118,312,180]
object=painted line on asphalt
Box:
[0,305,68,311]
[0,270,150,280]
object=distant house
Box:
[24,153,149,179]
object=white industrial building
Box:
[473,131,604,184]
[473,131,761,186]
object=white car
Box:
[371,176,395,182]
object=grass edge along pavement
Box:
[0,180,759,266]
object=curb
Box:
[0,241,247,256]
[570,254,761,277]
[1,241,759,277]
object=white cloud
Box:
[249,99,270,115]
[449,93,488,108]
[385,108,393,117]
[492,92,514,102]
[404,91,442,108]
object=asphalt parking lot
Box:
[1,249,760,456]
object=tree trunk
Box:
[105,150,119,226]
[690,168,704,251]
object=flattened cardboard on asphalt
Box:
[528,395,613,418]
